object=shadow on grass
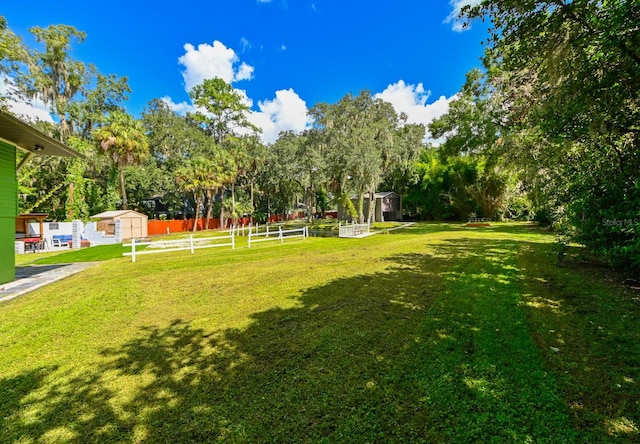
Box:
[386,221,546,238]
[3,237,636,442]
[516,242,640,441]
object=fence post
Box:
[232,229,235,250]
[190,235,194,254]
[279,226,284,244]
[305,226,308,238]
[248,231,251,248]
[131,239,136,263]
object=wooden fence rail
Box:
[123,233,235,262]
[247,226,308,248]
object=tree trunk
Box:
[204,188,213,230]
[192,194,202,232]
[219,187,226,228]
[357,192,365,224]
[367,187,376,224]
[307,185,315,223]
[231,183,237,224]
[250,181,254,222]
[67,182,74,220]
[119,167,128,210]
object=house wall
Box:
[26,221,74,238]
[0,141,17,284]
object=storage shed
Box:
[91,210,148,240]
[0,110,83,285]
[338,191,403,223]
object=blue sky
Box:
[2,0,485,143]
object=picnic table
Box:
[21,237,44,252]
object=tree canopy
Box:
[449,0,640,269]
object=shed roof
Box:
[0,111,84,158]
[91,210,148,219]
[350,191,401,200]
[374,191,400,199]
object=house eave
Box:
[0,111,85,159]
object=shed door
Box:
[130,217,142,238]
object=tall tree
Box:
[175,157,221,232]
[68,69,131,139]
[242,134,267,212]
[94,111,149,210]
[203,147,235,229]
[188,77,259,223]
[260,131,303,218]
[0,15,26,79]
[310,91,417,223]
[461,0,640,268]
[18,24,88,140]
[297,129,327,221]
[189,77,257,145]
[143,99,211,216]
[3,18,134,219]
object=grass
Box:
[1,222,638,442]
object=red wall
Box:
[148,217,263,236]
[148,212,308,236]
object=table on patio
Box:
[21,237,44,252]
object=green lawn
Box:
[2,223,638,442]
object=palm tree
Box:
[175,157,221,232]
[94,111,149,210]
[188,143,234,230]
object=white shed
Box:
[91,210,148,240]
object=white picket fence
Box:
[248,226,308,248]
[123,233,235,262]
[338,222,370,238]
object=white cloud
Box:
[235,62,255,82]
[162,88,255,118]
[240,37,251,52]
[178,40,255,92]
[174,40,309,145]
[0,75,53,123]
[234,89,254,109]
[160,96,196,115]
[247,89,310,144]
[374,80,454,142]
[444,0,482,32]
